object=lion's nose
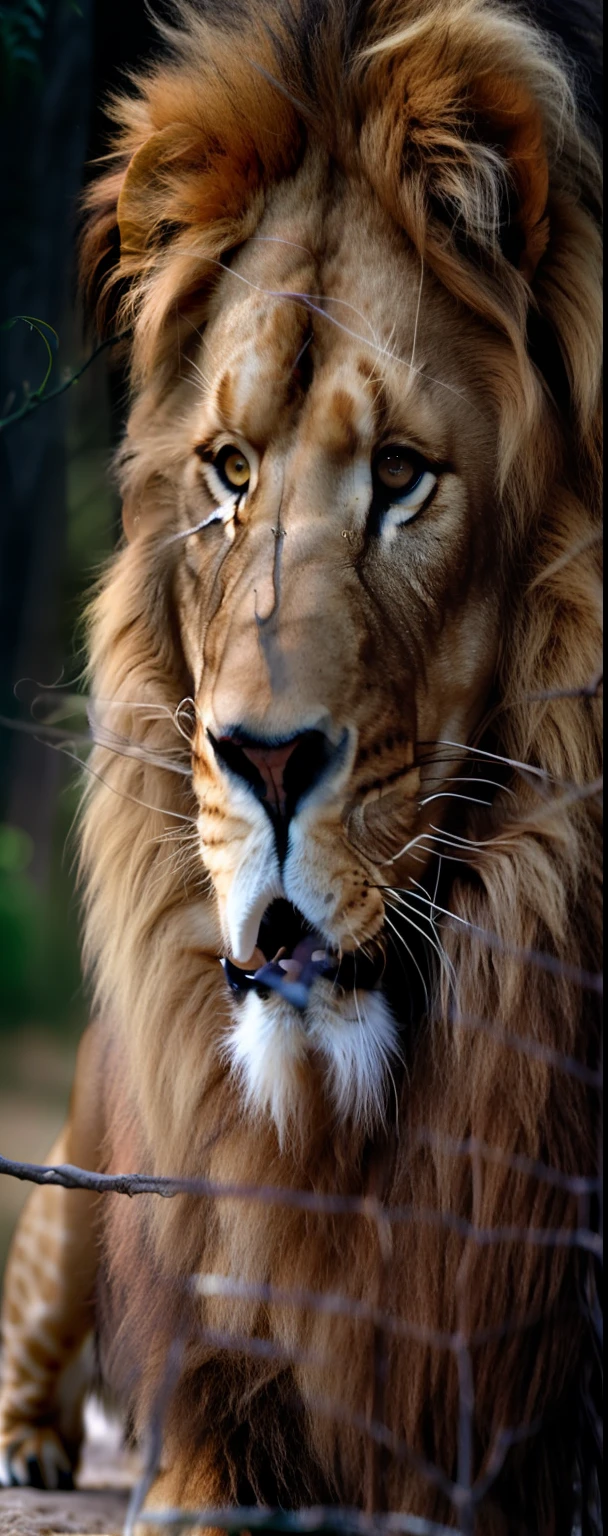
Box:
[208,727,345,849]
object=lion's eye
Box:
[214,445,251,492]
[374,448,419,492]
[372,445,437,526]
[194,439,255,530]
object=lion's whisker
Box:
[73,748,198,824]
[383,908,431,1017]
[381,1033,404,1136]
[427,821,513,850]
[143,839,207,898]
[90,730,192,778]
[393,883,480,937]
[183,354,215,391]
[385,892,456,997]
[91,695,189,725]
[419,790,493,809]
[424,737,558,783]
[249,234,315,258]
[431,852,444,924]
[406,253,424,383]
[154,825,200,849]
[283,289,384,352]
[1,710,193,780]
[351,982,365,1033]
[173,697,197,745]
[378,818,519,867]
[418,774,516,798]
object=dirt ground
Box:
[0,1486,130,1536]
[0,1400,137,1535]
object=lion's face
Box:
[130,157,508,1130]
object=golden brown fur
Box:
[1,0,602,1530]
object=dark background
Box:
[0,0,155,1268]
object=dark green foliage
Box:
[0,0,85,103]
[0,0,47,96]
[0,824,43,1023]
[0,790,84,1034]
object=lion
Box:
[0,0,602,1531]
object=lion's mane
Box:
[79,1,601,1527]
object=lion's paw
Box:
[0,1424,75,1490]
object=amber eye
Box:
[371,445,438,527]
[214,444,251,492]
[374,447,421,493]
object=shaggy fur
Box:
[0,1,601,1531]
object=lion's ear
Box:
[360,15,553,285]
[468,72,549,281]
[115,127,181,262]
[79,121,202,340]
[80,42,301,374]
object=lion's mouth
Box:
[222,898,385,1012]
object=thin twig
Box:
[0,1156,602,1256]
[0,330,130,431]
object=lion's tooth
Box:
[229,946,265,971]
[278,959,302,980]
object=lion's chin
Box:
[224,983,400,1144]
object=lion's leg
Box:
[135,1460,229,1536]
[0,1023,104,1489]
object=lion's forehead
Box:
[196,166,472,457]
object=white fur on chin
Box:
[225,984,401,1143]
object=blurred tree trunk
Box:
[86,0,159,447]
[0,0,158,881]
[0,0,93,881]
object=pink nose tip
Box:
[210,726,341,841]
[231,737,303,818]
